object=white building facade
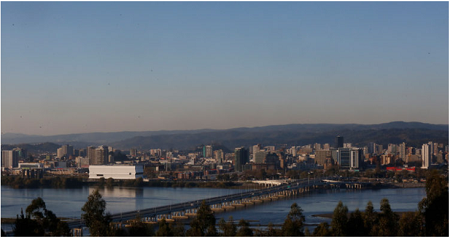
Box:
[89,165,144,180]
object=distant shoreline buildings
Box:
[1,135,448,180]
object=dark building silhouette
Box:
[234,147,249,172]
[335,136,344,148]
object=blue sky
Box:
[1,1,448,135]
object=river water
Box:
[1,185,426,231]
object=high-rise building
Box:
[57,144,73,159]
[87,146,97,165]
[314,143,321,151]
[350,148,363,169]
[290,146,297,156]
[387,144,397,155]
[95,146,109,165]
[264,146,276,152]
[422,143,432,169]
[315,150,332,165]
[204,145,213,158]
[335,136,344,148]
[377,145,383,155]
[234,147,249,172]
[214,150,224,164]
[337,148,350,169]
[57,148,64,159]
[2,150,19,169]
[323,143,330,150]
[367,142,376,155]
[254,151,267,164]
[399,142,406,161]
[130,148,137,157]
[252,144,262,158]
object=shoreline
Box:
[312,211,415,219]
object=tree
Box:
[304,227,310,236]
[419,170,449,236]
[346,209,365,236]
[398,211,423,236]
[186,200,216,236]
[282,203,305,236]
[376,198,398,236]
[312,222,330,236]
[156,217,173,236]
[237,219,253,236]
[127,214,154,236]
[170,220,185,237]
[22,197,70,236]
[330,201,348,236]
[266,222,279,237]
[218,216,237,237]
[13,208,44,236]
[81,189,113,236]
[363,201,377,235]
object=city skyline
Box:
[2,1,448,136]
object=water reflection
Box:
[90,186,144,198]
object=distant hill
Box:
[2,122,448,151]
[1,129,218,146]
[1,142,61,154]
[110,127,448,150]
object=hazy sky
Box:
[1,1,448,136]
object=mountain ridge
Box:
[2,121,447,151]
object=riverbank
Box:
[0,175,260,190]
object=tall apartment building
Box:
[214,150,224,164]
[350,148,363,169]
[94,146,109,165]
[2,150,19,169]
[399,142,406,160]
[87,146,97,165]
[203,145,213,158]
[252,144,261,158]
[234,147,249,172]
[57,144,73,159]
[422,142,433,169]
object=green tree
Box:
[282,203,305,236]
[13,208,44,236]
[312,222,331,236]
[218,216,237,237]
[156,217,173,236]
[363,201,377,235]
[186,200,216,236]
[330,201,348,236]
[81,189,113,236]
[23,197,70,236]
[237,219,253,236]
[170,220,185,237]
[346,209,365,236]
[304,227,310,236]
[376,198,398,236]
[266,222,280,237]
[127,214,154,236]
[419,170,449,236]
[106,178,114,187]
[398,211,423,236]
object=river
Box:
[1,185,426,232]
